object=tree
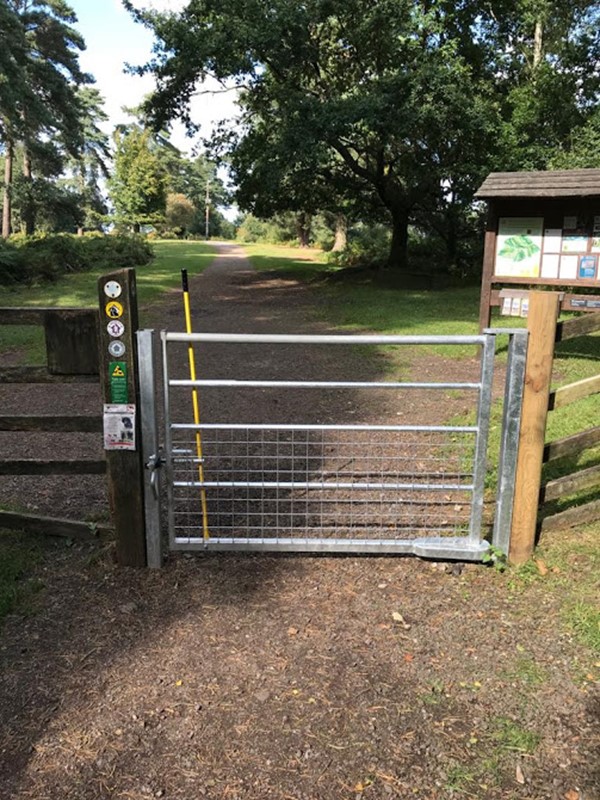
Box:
[127,0,600,271]
[1,0,89,236]
[65,86,111,233]
[550,111,600,169]
[164,152,228,232]
[109,125,168,232]
[485,0,600,170]
[165,191,196,234]
[0,1,28,237]
[126,0,505,270]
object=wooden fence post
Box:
[509,291,560,565]
[97,268,147,567]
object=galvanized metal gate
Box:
[137,329,528,566]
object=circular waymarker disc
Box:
[104,280,122,299]
[105,300,124,319]
[107,319,125,338]
[108,340,126,358]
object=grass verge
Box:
[0,240,216,363]
[0,530,44,624]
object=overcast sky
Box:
[69,0,239,154]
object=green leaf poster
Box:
[495,218,543,278]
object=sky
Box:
[68,0,240,156]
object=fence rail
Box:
[0,305,106,540]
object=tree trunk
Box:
[22,149,35,235]
[533,18,543,68]
[332,213,347,252]
[296,211,311,247]
[2,141,13,239]
[387,206,409,271]
[133,222,140,234]
[77,165,85,235]
[444,210,459,272]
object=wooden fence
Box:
[510,292,600,563]
[0,305,112,542]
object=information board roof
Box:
[475,169,600,199]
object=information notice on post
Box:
[103,404,136,451]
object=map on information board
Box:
[495,217,543,278]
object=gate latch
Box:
[145,453,165,499]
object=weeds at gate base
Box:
[482,544,507,572]
[444,762,478,795]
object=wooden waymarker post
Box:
[509,291,561,565]
[97,268,146,567]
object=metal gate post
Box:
[137,329,162,568]
[468,333,496,544]
[492,329,528,555]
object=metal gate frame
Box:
[137,328,528,567]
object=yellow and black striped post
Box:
[181,270,210,540]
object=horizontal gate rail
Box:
[172,422,477,433]
[165,332,487,345]
[169,536,487,559]
[171,379,481,390]
[174,480,474,491]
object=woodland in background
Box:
[1,0,600,284]
[128,0,600,273]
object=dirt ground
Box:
[0,243,598,799]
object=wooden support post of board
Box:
[97,268,146,567]
[509,291,561,565]
[478,205,498,331]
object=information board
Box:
[494,216,600,283]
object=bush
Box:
[236,214,273,243]
[327,223,391,268]
[236,213,299,244]
[0,233,154,286]
[0,240,23,284]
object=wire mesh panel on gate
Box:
[171,424,475,540]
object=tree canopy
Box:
[126,0,600,271]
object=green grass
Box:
[243,243,328,281]
[489,716,541,754]
[0,531,44,623]
[502,655,547,687]
[0,240,216,362]
[445,762,478,795]
[570,601,600,653]
[537,528,600,654]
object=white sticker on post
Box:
[107,319,125,338]
[103,404,136,451]
[104,280,122,299]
